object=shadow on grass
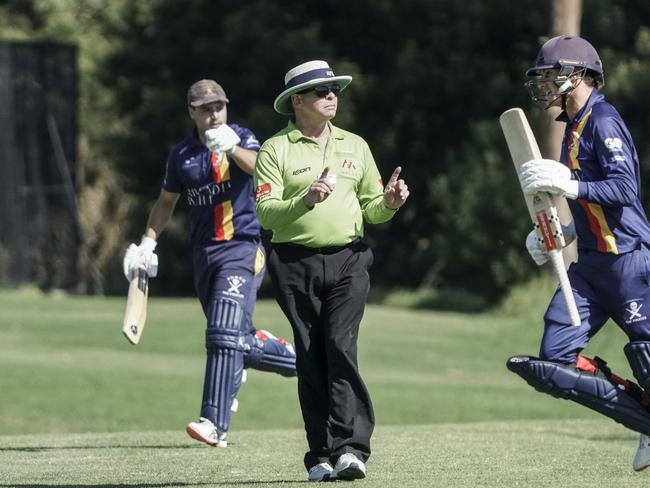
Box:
[0,444,204,452]
[0,483,304,487]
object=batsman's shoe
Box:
[633,434,650,471]
[333,453,366,480]
[186,417,227,448]
[307,462,335,482]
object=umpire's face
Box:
[292,84,339,123]
[188,101,228,133]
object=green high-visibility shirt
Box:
[254,121,396,247]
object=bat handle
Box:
[548,250,581,327]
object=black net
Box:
[0,40,79,289]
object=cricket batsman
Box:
[122,79,296,448]
[506,35,650,471]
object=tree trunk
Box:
[542,0,583,267]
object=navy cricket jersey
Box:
[162,124,261,244]
[558,91,650,254]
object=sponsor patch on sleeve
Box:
[604,137,623,152]
[255,183,272,201]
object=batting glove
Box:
[204,124,241,156]
[123,236,158,281]
[519,159,579,199]
[526,229,549,266]
[525,221,576,266]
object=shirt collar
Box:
[555,89,604,123]
[286,120,344,143]
[184,127,204,150]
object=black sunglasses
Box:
[299,84,341,97]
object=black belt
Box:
[272,238,362,255]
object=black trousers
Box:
[268,239,375,470]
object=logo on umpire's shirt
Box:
[625,299,647,324]
[223,275,246,298]
[255,183,271,202]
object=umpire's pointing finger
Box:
[388,166,402,184]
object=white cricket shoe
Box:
[634,434,650,471]
[186,417,227,448]
[333,453,366,480]
[307,462,334,482]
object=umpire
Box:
[254,60,409,482]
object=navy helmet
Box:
[527,35,603,78]
[526,35,604,104]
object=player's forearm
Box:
[145,195,178,239]
[230,147,257,175]
[579,177,637,207]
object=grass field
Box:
[1,285,648,486]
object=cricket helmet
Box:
[526,35,604,103]
[527,35,603,77]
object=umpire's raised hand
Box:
[383,166,409,209]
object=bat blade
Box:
[500,107,581,327]
[122,268,149,344]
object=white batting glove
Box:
[519,159,579,199]
[526,229,549,266]
[525,221,576,266]
[122,236,158,281]
[204,125,240,156]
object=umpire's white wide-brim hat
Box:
[273,60,352,115]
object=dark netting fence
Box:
[0,40,80,290]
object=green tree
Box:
[7,0,650,306]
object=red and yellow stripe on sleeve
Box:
[210,153,234,241]
[567,109,618,254]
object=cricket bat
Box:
[122,267,149,344]
[499,107,581,327]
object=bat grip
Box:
[548,250,581,327]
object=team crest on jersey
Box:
[223,275,246,298]
[255,183,272,202]
[624,299,647,324]
[604,137,623,152]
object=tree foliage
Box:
[5,0,650,305]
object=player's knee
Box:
[538,343,578,364]
[206,298,244,350]
[506,355,568,397]
[625,341,650,390]
[242,329,297,376]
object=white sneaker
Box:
[634,434,650,471]
[186,417,227,448]
[307,462,334,482]
[333,453,366,480]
